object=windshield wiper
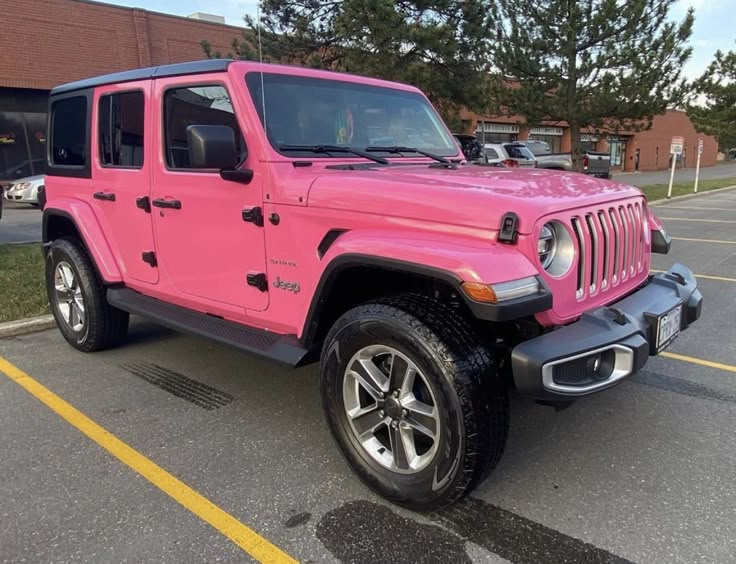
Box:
[365,146,450,164]
[278,144,389,165]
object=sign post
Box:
[667,136,684,199]
[694,138,703,193]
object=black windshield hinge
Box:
[247,272,268,292]
[142,251,157,267]
[242,207,264,227]
[136,196,151,213]
[498,212,519,244]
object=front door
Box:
[91,82,157,284]
[150,75,268,311]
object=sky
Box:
[102,0,734,81]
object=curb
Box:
[649,184,736,206]
[0,315,55,338]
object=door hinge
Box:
[136,196,151,213]
[142,251,157,267]
[242,207,264,227]
[247,272,268,292]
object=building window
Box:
[164,85,244,169]
[99,91,145,168]
[51,96,88,167]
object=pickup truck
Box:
[522,140,612,179]
[42,59,701,511]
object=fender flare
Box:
[301,229,551,346]
[42,200,123,283]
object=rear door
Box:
[91,82,157,284]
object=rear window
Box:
[51,96,88,167]
[504,144,535,159]
[484,148,499,160]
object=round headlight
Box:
[538,224,557,269]
[538,221,574,277]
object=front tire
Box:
[320,294,509,511]
[46,238,129,352]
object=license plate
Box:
[656,304,682,353]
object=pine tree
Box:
[205,0,496,126]
[489,0,694,171]
[688,48,736,155]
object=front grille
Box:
[570,201,646,300]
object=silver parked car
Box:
[3,174,44,206]
[483,143,537,168]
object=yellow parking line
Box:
[661,352,736,374]
[661,206,736,212]
[657,217,736,224]
[650,269,736,283]
[672,237,736,245]
[0,357,297,564]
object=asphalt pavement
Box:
[613,160,736,187]
[0,201,42,245]
[1,190,736,563]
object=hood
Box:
[307,165,641,234]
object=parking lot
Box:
[1,188,736,563]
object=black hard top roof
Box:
[50,59,234,96]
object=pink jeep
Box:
[42,60,702,510]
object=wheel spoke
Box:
[351,358,388,400]
[389,424,411,470]
[388,353,410,393]
[60,264,75,290]
[58,302,71,324]
[350,406,385,439]
[404,398,438,439]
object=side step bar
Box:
[107,288,310,367]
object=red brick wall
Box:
[0,0,244,90]
[627,110,719,172]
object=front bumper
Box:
[4,188,36,203]
[511,263,702,400]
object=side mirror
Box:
[186,125,240,170]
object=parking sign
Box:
[670,136,684,155]
[698,138,704,154]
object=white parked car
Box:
[3,175,44,206]
[483,143,537,168]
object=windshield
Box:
[245,72,458,158]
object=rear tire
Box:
[46,238,129,352]
[320,294,508,511]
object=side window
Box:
[485,148,499,160]
[51,96,87,167]
[164,85,245,169]
[99,91,145,168]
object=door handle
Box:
[93,192,116,201]
[152,198,182,210]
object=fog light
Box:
[587,354,604,380]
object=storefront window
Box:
[475,121,518,145]
[609,137,628,167]
[0,111,47,180]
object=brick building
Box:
[0,0,720,179]
[461,107,719,173]
[0,0,244,181]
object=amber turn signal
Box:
[461,282,497,303]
